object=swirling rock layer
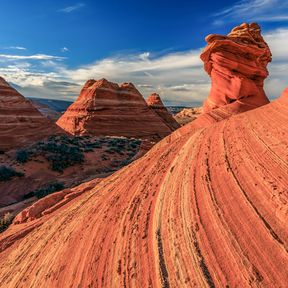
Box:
[0,88,287,287]
[200,23,272,114]
[0,77,62,151]
[146,93,180,130]
[57,79,175,141]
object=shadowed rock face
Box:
[0,89,287,288]
[56,79,175,141]
[146,93,180,130]
[0,77,63,151]
[200,22,272,114]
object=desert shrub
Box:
[0,212,14,233]
[24,182,65,199]
[47,146,84,172]
[0,166,24,182]
[16,135,85,172]
[16,149,30,163]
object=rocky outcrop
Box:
[0,89,287,287]
[1,24,286,287]
[200,22,271,114]
[56,79,174,141]
[146,93,180,130]
[0,77,63,151]
[174,107,203,125]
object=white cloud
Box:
[213,0,288,25]
[4,46,27,50]
[0,54,65,61]
[61,47,69,53]
[1,27,288,105]
[59,3,85,13]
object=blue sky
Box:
[1,0,288,105]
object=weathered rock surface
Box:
[57,79,174,141]
[1,88,287,287]
[0,24,286,288]
[0,77,62,151]
[200,22,271,114]
[174,107,203,125]
[146,93,180,130]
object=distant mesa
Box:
[0,77,63,151]
[57,79,177,141]
[174,107,203,126]
[146,93,180,130]
[200,22,271,115]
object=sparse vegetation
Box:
[24,182,65,199]
[0,212,14,233]
[16,149,30,163]
[13,135,142,173]
[15,135,85,172]
[0,166,24,182]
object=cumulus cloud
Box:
[213,0,288,25]
[59,3,85,13]
[264,28,288,98]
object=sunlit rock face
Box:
[56,79,175,141]
[146,93,180,130]
[1,89,288,288]
[200,22,272,114]
[0,76,63,151]
[0,25,287,288]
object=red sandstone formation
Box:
[0,89,287,287]
[0,24,286,287]
[0,77,62,151]
[146,93,180,130]
[57,79,175,141]
[174,107,203,125]
[200,22,271,114]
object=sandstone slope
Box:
[0,23,286,288]
[146,93,180,130]
[57,79,175,141]
[0,88,287,287]
[0,77,62,151]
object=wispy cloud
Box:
[61,47,69,53]
[213,0,288,25]
[4,46,27,50]
[0,54,65,61]
[59,3,85,13]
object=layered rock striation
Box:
[0,24,286,288]
[57,79,175,141]
[200,22,272,114]
[1,88,287,288]
[146,93,180,130]
[0,77,62,151]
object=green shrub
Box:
[0,166,24,182]
[0,212,14,233]
[16,149,30,163]
[24,182,65,199]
